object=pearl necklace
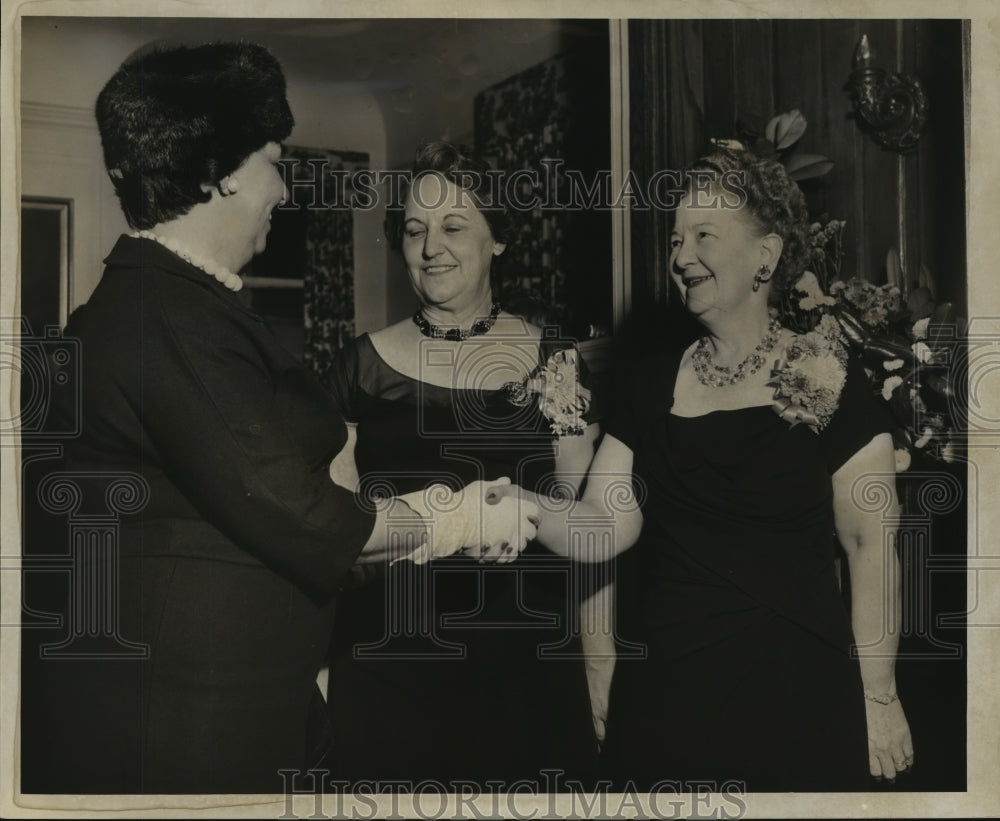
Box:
[131,230,243,292]
[412,302,501,341]
[691,319,782,387]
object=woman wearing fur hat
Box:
[30,42,537,794]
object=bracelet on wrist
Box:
[864,690,899,705]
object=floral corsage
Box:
[504,348,592,436]
[768,314,848,432]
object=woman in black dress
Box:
[528,144,914,791]
[26,45,535,794]
[326,142,602,787]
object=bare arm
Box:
[833,432,913,780]
[579,580,617,744]
[534,433,642,561]
[549,427,635,742]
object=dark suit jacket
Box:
[26,234,374,793]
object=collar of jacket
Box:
[104,234,265,320]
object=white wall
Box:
[20,21,138,311]
[19,18,390,332]
[285,82,388,334]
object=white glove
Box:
[395,477,539,565]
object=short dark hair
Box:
[96,41,294,229]
[685,145,811,293]
[385,141,514,252]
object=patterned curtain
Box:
[475,57,568,313]
[474,40,611,340]
[287,147,369,385]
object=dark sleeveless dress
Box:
[326,334,599,788]
[601,346,889,792]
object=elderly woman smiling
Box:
[523,143,914,791]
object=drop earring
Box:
[219,176,240,196]
[752,264,772,292]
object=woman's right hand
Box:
[396,478,539,565]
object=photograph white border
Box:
[2,1,997,818]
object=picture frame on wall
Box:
[19,196,71,331]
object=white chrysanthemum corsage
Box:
[768,328,848,432]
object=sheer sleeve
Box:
[326,337,363,423]
[819,354,894,474]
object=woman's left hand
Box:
[864,697,914,781]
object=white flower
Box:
[912,318,930,339]
[883,359,904,372]
[808,352,849,392]
[942,441,960,463]
[894,448,911,472]
[816,314,845,344]
[913,427,935,449]
[912,341,934,363]
[798,296,818,311]
[882,376,904,401]
[794,271,823,297]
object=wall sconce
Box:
[848,34,928,152]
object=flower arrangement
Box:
[830,278,905,328]
[504,348,592,437]
[808,218,847,288]
[782,256,964,466]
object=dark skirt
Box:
[329,555,599,788]
[601,608,870,792]
[28,555,335,794]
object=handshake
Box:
[395,477,539,565]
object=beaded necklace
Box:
[412,302,502,341]
[691,318,782,387]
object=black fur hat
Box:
[96,41,294,229]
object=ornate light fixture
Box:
[848,34,928,152]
